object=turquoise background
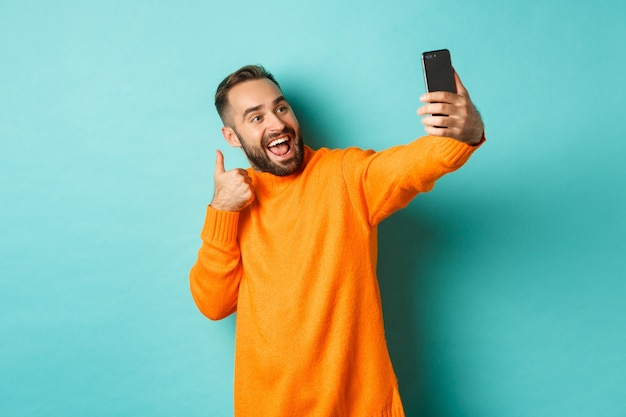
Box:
[1,0,625,416]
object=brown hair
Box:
[214,65,281,126]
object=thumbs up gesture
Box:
[210,150,255,211]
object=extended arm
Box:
[343,71,484,226]
[342,137,479,227]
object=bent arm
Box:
[189,206,243,320]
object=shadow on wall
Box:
[378,207,447,417]
[287,98,328,151]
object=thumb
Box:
[215,150,226,175]
[453,68,469,97]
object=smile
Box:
[267,136,292,157]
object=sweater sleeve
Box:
[189,205,243,320]
[342,135,483,227]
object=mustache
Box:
[263,126,297,146]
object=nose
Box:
[266,112,286,132]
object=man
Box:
[190,64,484,416]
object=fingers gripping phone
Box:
[421,49,456,124]
[421,49,456,93]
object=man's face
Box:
[222,78,304,176]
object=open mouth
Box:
[266,136,292,157]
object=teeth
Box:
[268,137,289,148]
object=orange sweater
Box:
[190,136,481,416]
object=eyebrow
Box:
[241,95,287,122]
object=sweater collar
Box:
[249,146,315,193]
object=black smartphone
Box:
[421,49,456,93]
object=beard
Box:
[235,125,305,177]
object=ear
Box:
[221,126,242,148]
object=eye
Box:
[276,105,289,114]
[251,115,263,123]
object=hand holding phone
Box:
[418,50,485,145]
[421,49,455,125]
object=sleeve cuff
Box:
[201,205,240,243]
[435,134,484,168]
